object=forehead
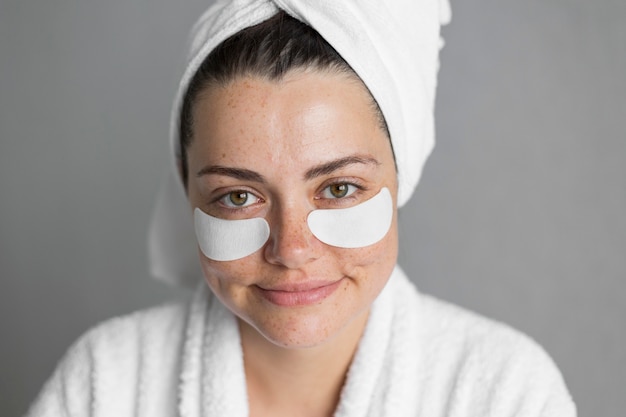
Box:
[188,70,392,174]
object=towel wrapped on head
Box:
[149,0,452,287]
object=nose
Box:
[264,203,322,269]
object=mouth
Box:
[254,279,344,307]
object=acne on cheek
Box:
[335,226,398,274]
[202,256,258,286]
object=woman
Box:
[27,1,576,416]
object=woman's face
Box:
[186,69,398,348]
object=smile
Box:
[254,279,344,307]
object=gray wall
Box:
[1,1,624,415]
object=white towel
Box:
[149,0,452,287]
[25,267,576,416]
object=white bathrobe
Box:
[26,267,576,417]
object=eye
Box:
[219,191,261,208]
[321,183,358,199]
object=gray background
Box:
[1,0,624,415]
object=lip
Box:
[255,279,344,307]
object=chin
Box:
[240,302,370,349]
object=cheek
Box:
[198,251,261,301]
[336,218,398,287]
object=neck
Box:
[239,310,369,417]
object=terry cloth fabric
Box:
[25,267,577,417]
[149,0,452,287]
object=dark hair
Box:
[179,11,389,185]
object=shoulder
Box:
[414,291,577,416]
[79,298,190,353]
[417,292,544,359]
[69,298,191,390]
[26,299,192,417]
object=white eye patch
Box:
[307,187,393,248]
[194,210,270,262]
[194,187,393,261]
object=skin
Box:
[185,69,398,417]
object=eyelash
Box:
[214,189,264,212]
[211,180,367,213]
[316,180,367,206]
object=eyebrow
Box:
[304,155,380,180]
[195,155,379,183]
[196,165,265,182]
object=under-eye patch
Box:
[194,211,270,262]
[194,187,393,261]
[307,187,393,248]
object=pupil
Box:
[229,192,248,206]
[331,184,348,198]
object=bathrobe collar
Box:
[178,266,421,416]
